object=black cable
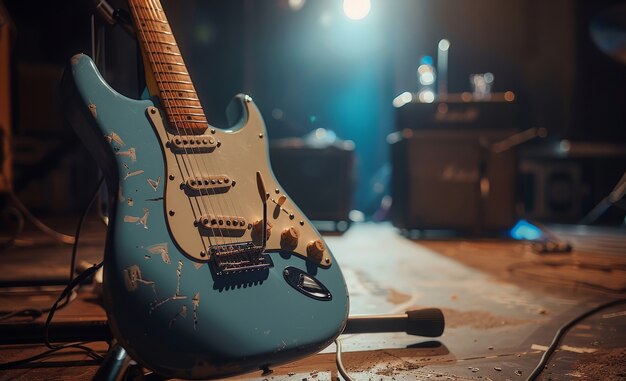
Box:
[0,177,107,369]
[0,291,76,322]
[66,176,104,304]
[43,262,104,351]
[7,191,75,244]
[0,176,104,322]
[526,298,626,381]
[0,342,104,370]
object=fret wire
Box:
[150,40,178,46]
[134,5,163,11]
[164,104,203,110]
[156,80,193,85]
[142,29,172,35]
[162,88,197,93]
[142,50,182,56]
[139,17,168,24]
[153,72,190,79]
[156,70,190,75]
[162,99,201,105]
[161,96,199,102]
[167,112,206,116]
[131,0,207,127]
[150,60,185,66]
[142,33,176,41]
[168,117,209,123]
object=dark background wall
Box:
[4,0,626,214]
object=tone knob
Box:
[251,220,272,245]
[307,239,326,262]
[281,227,300,248]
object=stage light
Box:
[510,220,543,240]
[438,39,450,51]
[418,90,435,103]
[392,91,413,108]
[343,0,371,21]
[417,64,436,86]
[288,0,306,11]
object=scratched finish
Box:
[62,54,349,379]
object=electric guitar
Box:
[61,0,349,378]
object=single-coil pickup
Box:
[184,176,231,195]
[196,215,247,237]
[168,135,217,152]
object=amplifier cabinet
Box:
[390,130,516,232]
[269,145,355,225]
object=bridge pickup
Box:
[209,242,272,274]
[197,214,247,237]
[167,134,217,153]
[184,175,232,195]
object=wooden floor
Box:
[0,220,625,380]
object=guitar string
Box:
[144,0,250,253]
[130,0,221,254]
[142,0,238,251]
[136,0,226,252]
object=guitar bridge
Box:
[210,242,272,274]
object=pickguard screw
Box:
[289,213,295,220]
[300,220,304,226]
[217,141,222,147]
[325,258,330,264]
[150,108,156,114]
[169,174,175,180]
[275,188,279,194]
[259,133,264,138]
[169,210,175,216]
[200,251,206,257]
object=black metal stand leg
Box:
[92,344,132,381]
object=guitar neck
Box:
[128,0,208,133]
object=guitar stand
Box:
[90,308,445,381]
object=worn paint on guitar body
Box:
[62,54,349,379]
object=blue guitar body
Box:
[62,54,349,379]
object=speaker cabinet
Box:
[390,130,516,232]
[269,145,354,226]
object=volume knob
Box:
[281,227,300,249]
[251,220,272,245]
[307,239,326,262]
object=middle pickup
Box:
[183,175,232,195]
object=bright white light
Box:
[343,0,371,20]
[288,0,306,11]
[392,91,413,108]
[420,72,435,85]
[418,90,435,103]
[438,39,450,51]
[417,64,430,75]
